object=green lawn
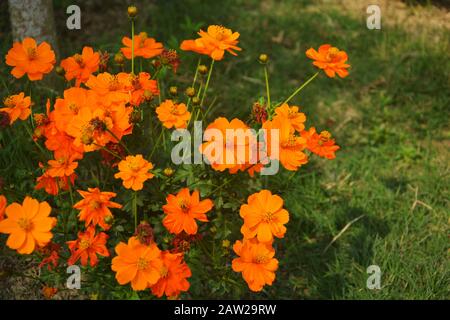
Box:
[0,0,448,299]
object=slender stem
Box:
[68,182,78,234]
[28,80,35,128]
[106,128,132,154]
[23,123,48,159]
[95,143,123,160]
[131,19,135,74]
[201,96,218,121]
[281,71,319,106]
[148,129,164,159]
[200,59,215,107]
[186,58,201,110]
[264,65,271,109]
[132,192,138,230]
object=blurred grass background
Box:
[0,0,449,299]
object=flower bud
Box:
[163,167,174,177]
[127,6,138,18]
[55,66,65,76]
[191,96,200,106]
[104,215,114,225]
[258,53,269,64]
[114,52,125,65]
[185,87,196,97]
[198,64,208,75]
[169,86,178,96]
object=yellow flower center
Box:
[127,159,141,171]
[287,109,296,118]
[79,239,91,250]
[18,218,33,232]
[281,134,298,148]
[3,97,15,108]
[263,211,274,223]
[160,266,169,278]
[178,199,190,212]
[170,105,182,115]
[137,257,149,270]
[326,47,340,61]
[73,54,85,67]
[211,25,227,41]
[89,201,100,210]
[254,254,269,264]
[27,47,38,60]
[319,131,331,142]
[108,76,121,91]
[68,103,79,112]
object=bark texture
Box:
[8,0,59,54]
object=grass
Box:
[0,0,449,299]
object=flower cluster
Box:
[0,5,349,299]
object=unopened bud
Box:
[163,167,174,177]
[114,52,125,65]
[55,66,65,76]
[169,86,178,96]
[127,6,138,18]
[191,96,200,106]
[185,87,195,97]
[198,65,208,75]
[258,53,269,64]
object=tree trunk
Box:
[8,0,59,56]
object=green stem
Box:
[68,182,78,234]
[106,128,132,154]
[281,71,319,106]
[95,143,123,160]
[264,65,271,109]
[186,58,201,110]
[131,19,135,74]
[132,192,138,230]
[200,59,215,107]
[148,129,164,159]
[202,96,218,121]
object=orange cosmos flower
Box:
[121,32,164,59]
[35,163,76,196]
[274,103,306,132]
[180,39,212,57]
[0,93,32,124]
[301,127,340,159]
[66,105,132,152]
[60,46,100,87]
[200,117,261,175]
[47,157,78,178]
[111,236,163,291]
[156,99,191,129]
[262,116,308,171]
[240,190,289,243]
[231,239,278,292]
[162,188,213,235]
[306,44,350,78]
[86,72,131,107]
[114,155,154,191]
[129,72,159,106]
[67,226,110,267]
[73,188,122,230]
[38,242,60,270]
[0,195,6,221]
[0,196,56,254]
[181,25,241,61]
[41,286,58,299]
[5,37,56,81]
[151,251,192,298]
